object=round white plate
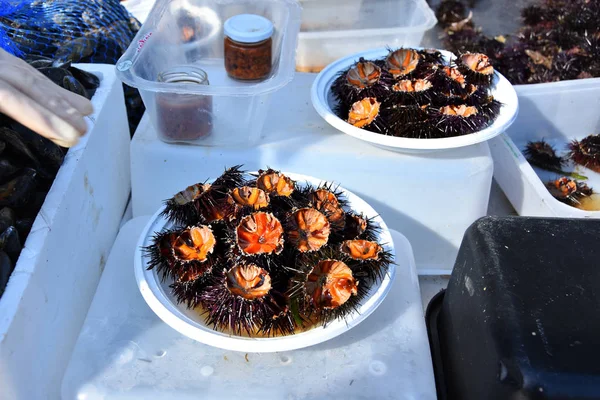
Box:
[134,172,397,353]
[311,47,519,153]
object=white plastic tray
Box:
[134,173,396,353]
[490,77,600,217]
[0,64,131,400]
[62,217,436,400]
[311,47,519,153]
[296,0,437,73]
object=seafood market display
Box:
[523,134,600,210]
[145,166,392,336]
[435,0,600,84]
[0,58,100,298]
[330,47,502,139]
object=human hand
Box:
[0,48,94,147]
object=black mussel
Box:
[18,191,47,218]
[68,67,100,90]
[8,124,64,172]
[15,218,34,240]
[37,67,75,88]
[0,141,5,155]
[28,59,54,69]
[0,226,21,264]
[0,208,16,234]
[0,158,20,182]
[0,168,37,208]
[53,37,96,66]
[0,251,13,298]
[63,75,90,99]
[0,127,40,167]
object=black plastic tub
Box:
[426,216,600,400]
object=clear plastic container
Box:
[116,0,301,146]
[295,0,437,73]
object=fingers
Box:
[0,61,93,117]
[0,80,86,147]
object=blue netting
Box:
[0,0,140,64]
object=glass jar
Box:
[224,14,273,81]
[155,66,213,141]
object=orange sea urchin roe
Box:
[306,260,358,309]
[443,66,466,87]
[346,61,382,88]
[341,240,382,261]
[312,189,345,225]
[288,208,331,252]
[236,212,284,255]
[347,97,380,128]
[440,104,478,117]
[231,186,269,210]
[386,48,419,77]
[172,225,216,262]
[392,79,432,92]
[554,177,578,197]
[256,170,295,197]
[226,263,272,300]
[173,183,210,205]
[460,53,494,75]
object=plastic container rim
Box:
[115,0,302,97]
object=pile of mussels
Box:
[0,56,100,298]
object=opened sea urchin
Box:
[145,166,392,336]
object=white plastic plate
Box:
[134,172,396,353]
[311,47,519,153]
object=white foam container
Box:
[295,0,437,73]
[490,77,600,217]
[130,73,493,275]
[0,64,131,400]
[62,216,436,400]
[116,0,301,147]
[134,173,396,353]
[312,47,519,153]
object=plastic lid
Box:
[224,14,273,44]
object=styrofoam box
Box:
[295,0,437,73]
[490,78,600,217]
[0,64,131,400]
[62,217,436,400]
[130,72,493,275]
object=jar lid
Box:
[224,14,274,44]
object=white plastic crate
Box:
[0,64,131,400]
[62,217,436,400]
[130,73,493,275]
[490,78,600,217]
[295,0,437,72]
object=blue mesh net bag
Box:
[0,0,140,64]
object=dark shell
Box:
[0,226,22,264]
[0,208,16,235]
[523,140,565,170]
[568,134,600,173]
[0,169,37,209]
[0,251,13,298]
[15,218,34,241]
[63,76,90,99]
[0,159,20,182]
